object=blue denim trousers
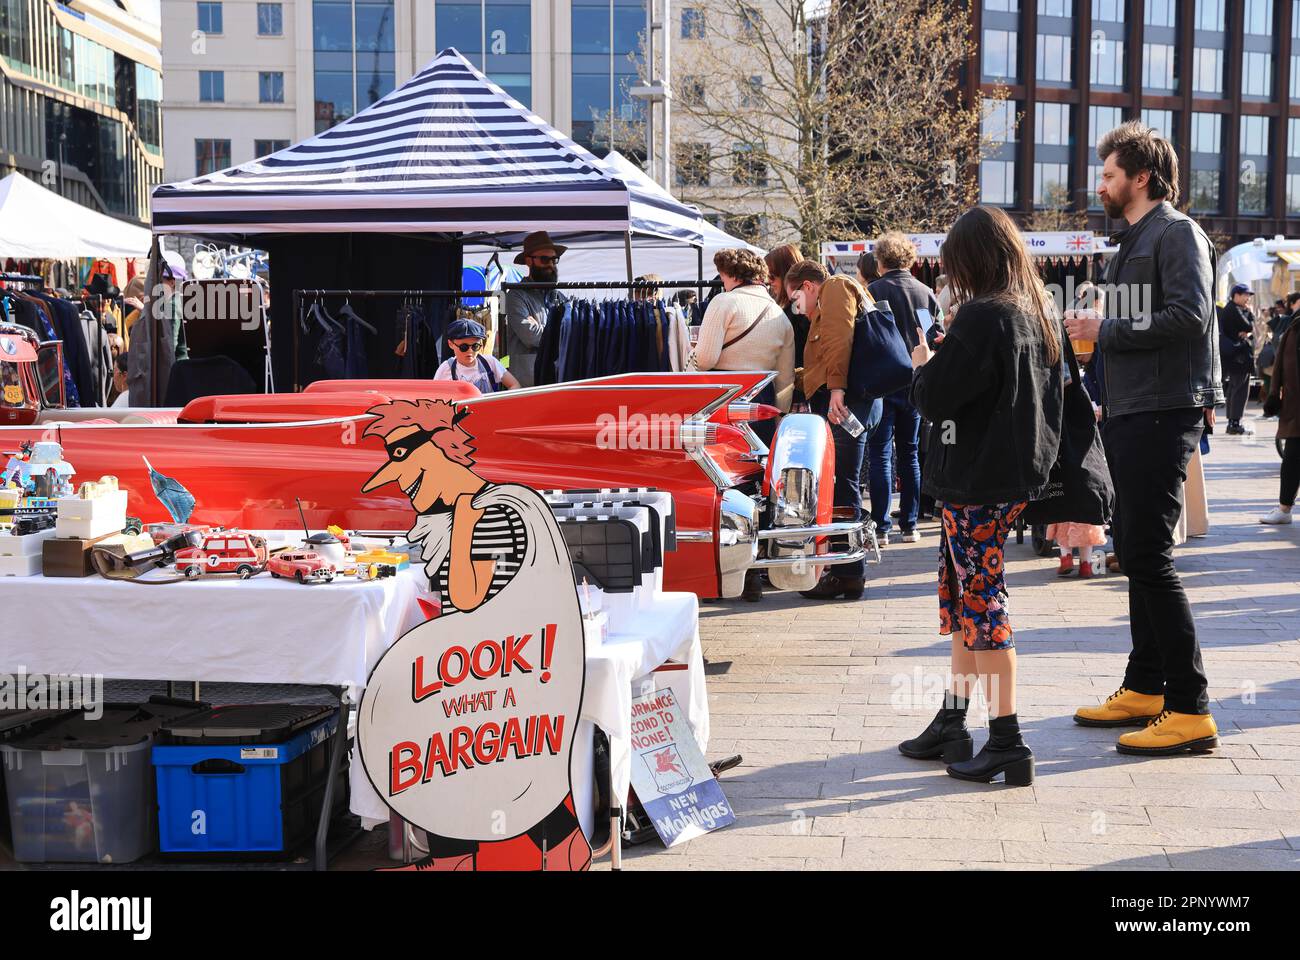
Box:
[867,388,922,536]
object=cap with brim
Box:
[1231,283,1253,296]
[446,319,487,341]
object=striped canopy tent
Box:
[150,48,704,250]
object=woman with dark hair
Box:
[766,244,808,406]
[900,206,1064,786]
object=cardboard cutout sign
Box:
[629,687,734,847]
[355,399,589,869]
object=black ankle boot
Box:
[899,694,973,762]
[946,713,1034,786]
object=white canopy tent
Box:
[0,171,152,259]
[465,150,762,292]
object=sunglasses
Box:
[454,341,485,353]
[385,427,447,462]
[529,255,561,264]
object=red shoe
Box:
[1078,560,1093,579]
[1056,554,1074,576]
[376,852,475,872]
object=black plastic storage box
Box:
[0,697,207,863]
[152,704,348,857]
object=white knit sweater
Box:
[691,285,796,410]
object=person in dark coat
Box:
[1217,283,1255,434]
[1261,321,1300,524]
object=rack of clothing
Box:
[292,280,717,391]
[0,274,93,407]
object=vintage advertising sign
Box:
[356,398,589,869]
[630,687,734,847]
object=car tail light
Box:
[725,402,780,423]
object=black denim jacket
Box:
[911,297,1063,505]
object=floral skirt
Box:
[937,501,1026,651]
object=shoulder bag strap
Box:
[722,298,780,351]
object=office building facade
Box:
[970,0,1300,243]
[0,0,164,227]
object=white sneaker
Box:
[900,530,921,543]
[1260,507,1294,525]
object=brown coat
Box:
[802,275,871,397]
[1268,324,1300,439]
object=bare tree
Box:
[1024,183,1089,231]
[664,0,999,254]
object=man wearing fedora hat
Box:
[504,230,569,387]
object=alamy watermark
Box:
[0,668,103,719]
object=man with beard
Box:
[503,231,569,387]
[1065,121,1223,756]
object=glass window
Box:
[1038,0,1070,14]
[982,29,1018,81]
[257,3,283,35]
[1241,115,1271,156]
[740,5,759,35]
[1034,162,1070,206]
[436,3,483,54]
[1087,162,1103,208]
[675,142,709,186]
[571,1,646,155]
[199,70,224,102]
[1191,112,1221,153]
[314,1,395,132]
[1089,105,1123,147]
[1142,43,1176,91]
[985,0,1019,10]
[1194,0,1224,30]
[1243,0,1274,34]
[1242,52,1273,97]
[1240,167,1270,214]
[195,138,231,176]
[1141,109,1174,140]
[1035,102,1071,145]
[197,1,223,33]
[980,159,1016,205]
[732,143,766,187]
[1090,39,1125,86]
[1293,55,1300,99]
[254,139,290,156]
[1193,47,1222,94]
[1144,0,1176,26]
[982,97,1017,143]
[135,63,162,155]
[741,75,762,108]
[1295,0,1300,38]
[681,7,704,39]
[680,75,704,106]
[1092,0,1123,20]
[1036,34,1072,83]
[1289,117,1300,158]
[259,71,284,103]
[1190,170,1220,212]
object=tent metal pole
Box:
[624,231,634,282]
[697,245,704,304]
[144,236,161,407]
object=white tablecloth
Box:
[0,565,707,843]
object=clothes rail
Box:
[0,273,44,286]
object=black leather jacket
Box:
[1098,202,1223,416]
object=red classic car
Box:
[174,531,269,579]
[268,550,335,583]
[0,371,865,598]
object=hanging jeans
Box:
[868,388,923,537]
[810,387,883,580]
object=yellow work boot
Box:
[1074,687,1165,727]
[1116,710,1219,756]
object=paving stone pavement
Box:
[612,409,1300,871]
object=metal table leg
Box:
[315,685,350,871]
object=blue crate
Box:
[152,715,338,854]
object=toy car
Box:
[267,550,335,584]
[174,531,268,579]
[0,375,863,598]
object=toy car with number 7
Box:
[174,530,268,579]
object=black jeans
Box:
[810,388,883,579]
[1223,366,1251,422]
[1281,437,1300,508]
[1103,408,1210,714]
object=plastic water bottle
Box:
[839,409,866,438]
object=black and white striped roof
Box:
[152,48,702,246]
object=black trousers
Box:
[1223,366,1251,422]
[1103,408,1209,714]
[1281,437,1300,508]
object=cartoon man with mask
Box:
[358,398,591,871]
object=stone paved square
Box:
[610,409,1300,871]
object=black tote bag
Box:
[1021,335,1114,526]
